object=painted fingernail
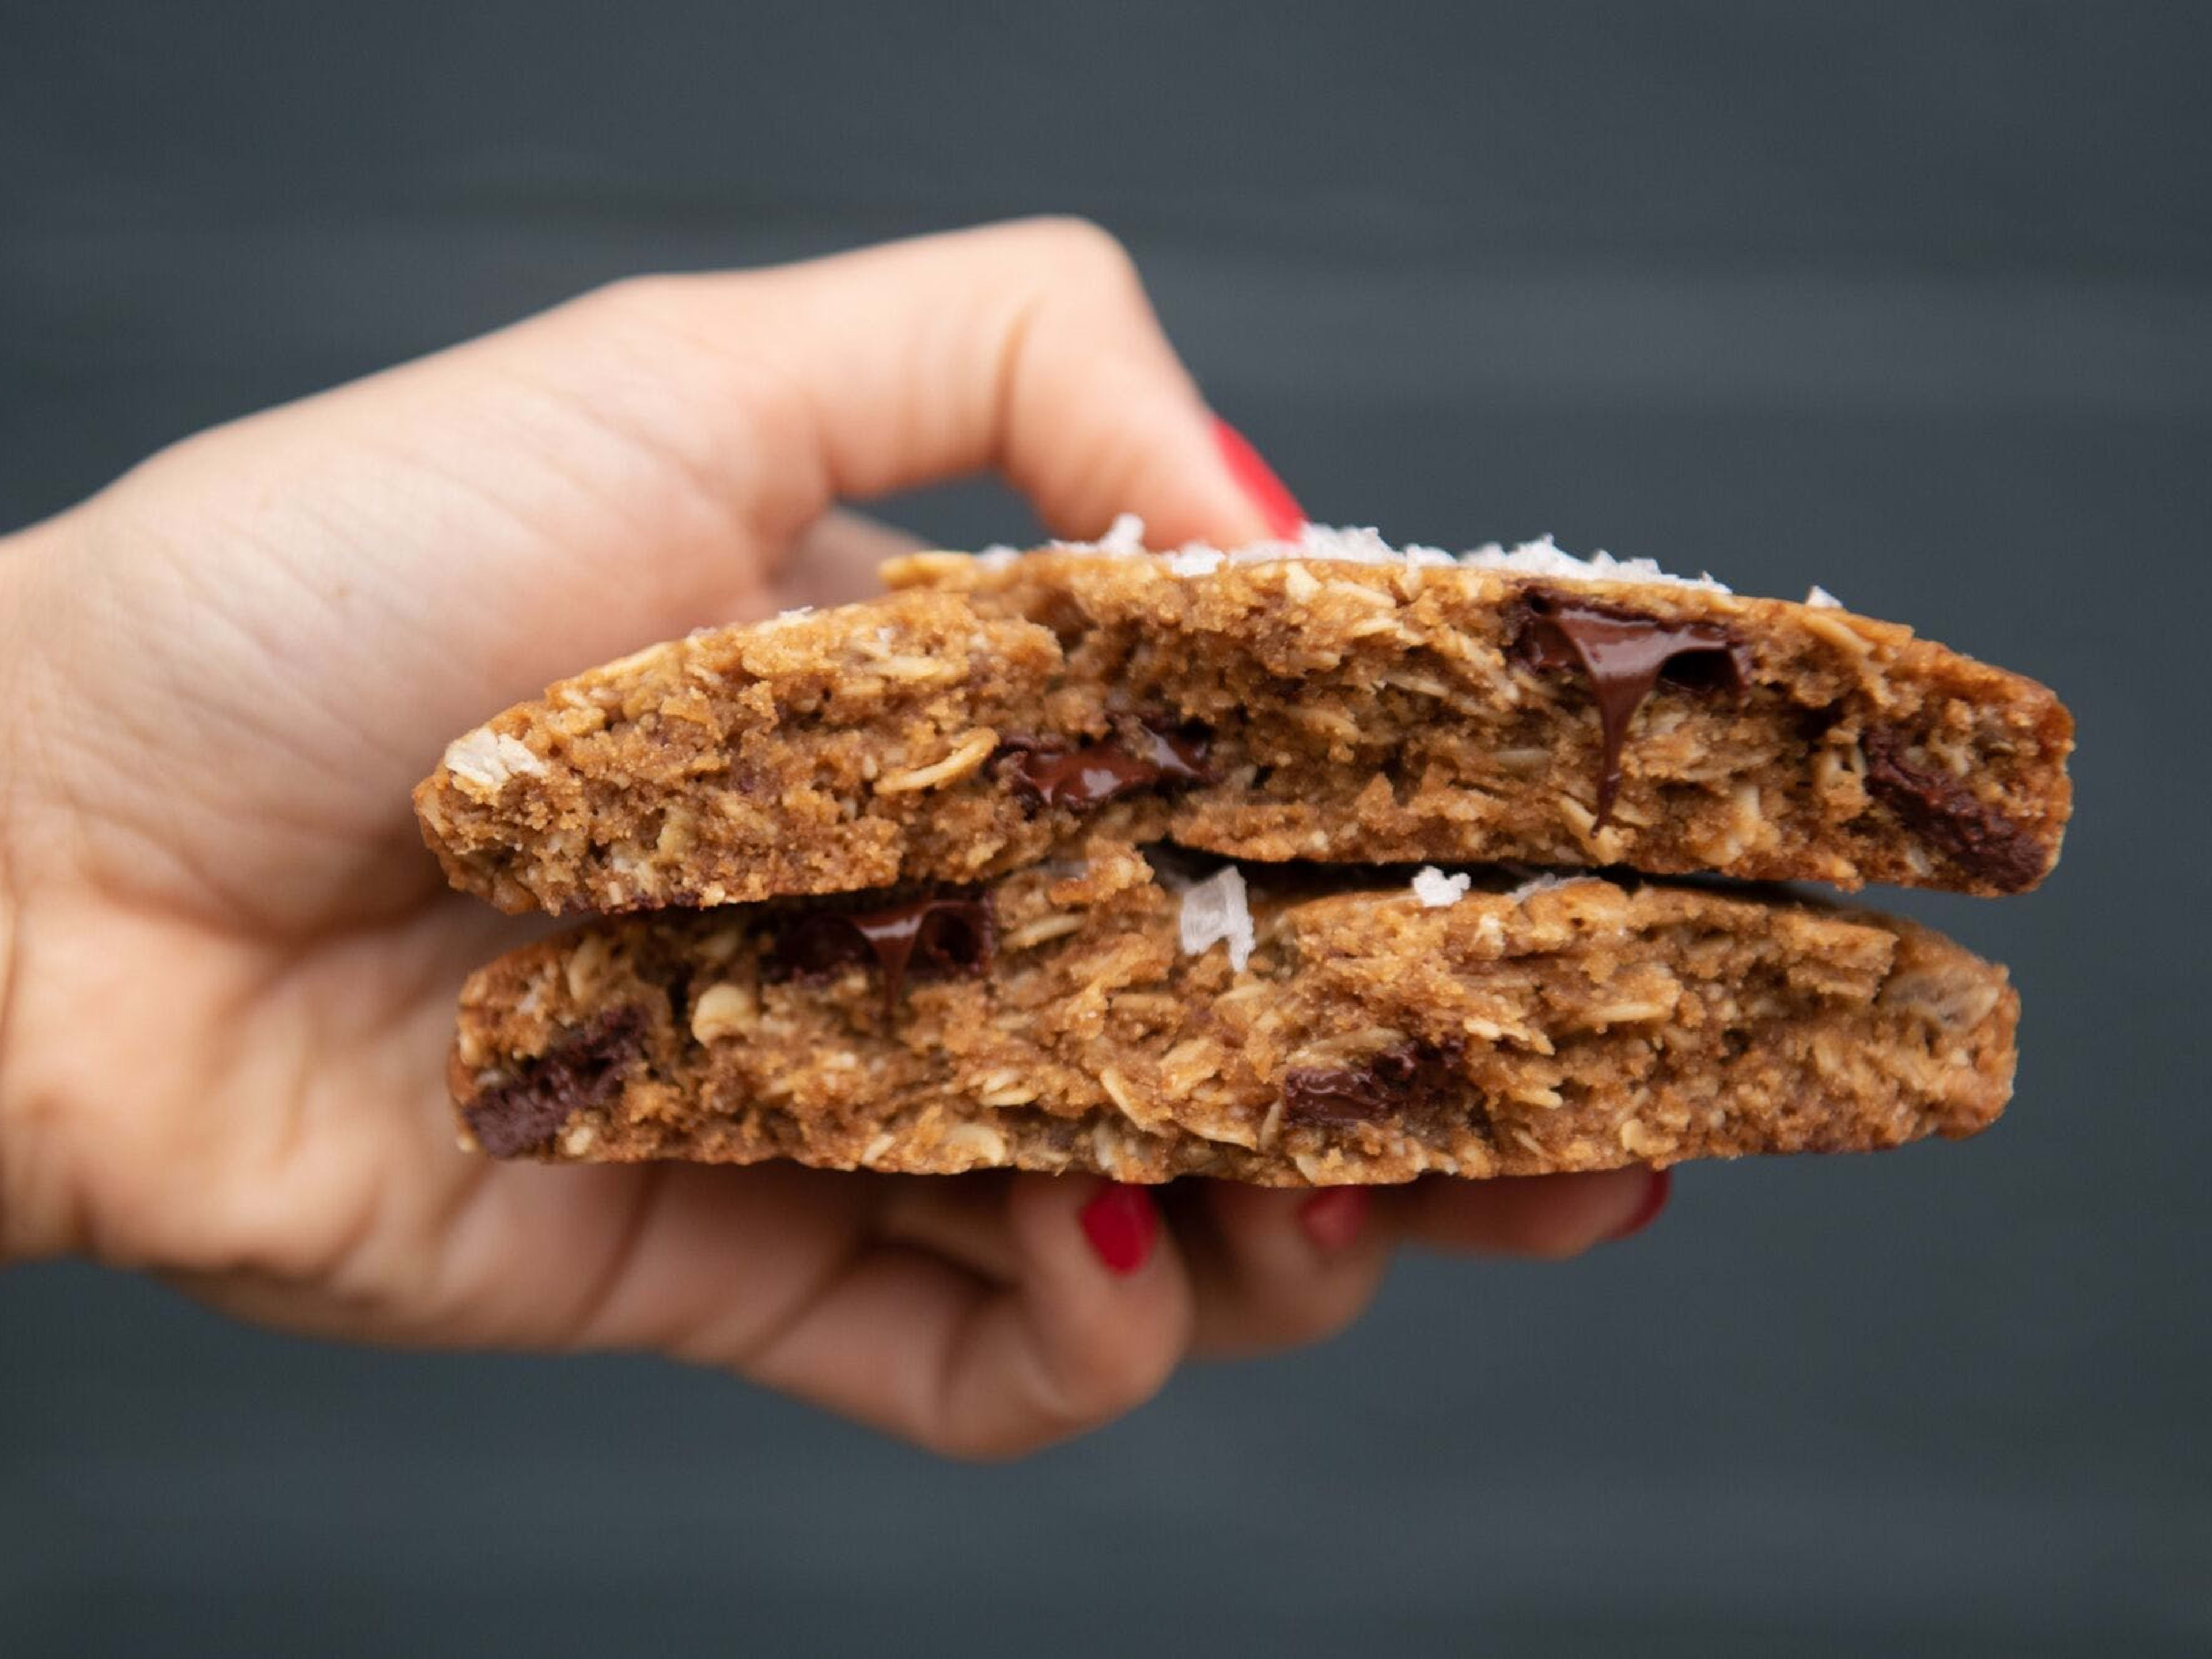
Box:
[1079,1182,1158,1275]
[1607,1169,1673,1242]
[1212,416,1306,539]
[1299,1188,1370,1253]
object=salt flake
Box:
[1097,512,1149,554]
[1178,866,1255,971]
[1411,866,1472,908]
[988,520,1734,591]
[1049,512,1150,556]
[1164,547,1225,577]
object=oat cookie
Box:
[449,844,2016,1185]
[415,535,2073,914]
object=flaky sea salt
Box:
[1047,512,1151,556]
[1411,866,1472,908]
[1806,585,1843,609]
[1164,547,1225,576]
[978,517,1737,592]
[1178,865,1255,971]
[1097,512,1148,554]
[1457,533,1728,592]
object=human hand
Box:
[0,218,1665,1456]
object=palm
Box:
[35,367,888,1350]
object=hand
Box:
[0,218,1665,1456]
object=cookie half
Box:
[448,844,2016,1185]
[415,538,2073,914]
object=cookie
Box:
[414,532,2073,915]
[448,842,2016,1185]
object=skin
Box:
[0,219,1658,1458]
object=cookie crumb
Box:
[1506,870,1590,902]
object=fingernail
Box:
[1299,1188,1370,1253]
[1079,1182,1158,1276]
[1606,1169,1672,1243]
[1211,416,1306,539]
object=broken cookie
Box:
[449,843,2016,1185]
[415,531,2073,914]
[425,527,2064,1186]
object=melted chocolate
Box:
[1281,1039,1468,1130]
[1000,722,1212,812]
[465,1006,644,1158]
[1862,726,2046,891]
[1509,591,1750,828]
[768,896,994,1014]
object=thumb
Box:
[596,215,1292,549]
[29,219,1294,914]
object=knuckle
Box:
[931,1419,1052,1463]
[1067,1332,1177,1427]
[1035,1305,1182,1441]
[571,271,690,335]
[936,1353,1168,1462]
[585,269,680,312]
[1016,215,1144,294]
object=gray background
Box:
[3,3,2206,1653]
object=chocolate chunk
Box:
[465,1007,643,1158]
[768,895,995,1014]
[1508,591,1750,827]
[1862,726,2046,891]
[999,721,1212,812]
[1282,1039,1468,1130]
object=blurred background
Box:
[3,3,2206,1653]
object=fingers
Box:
[593,217,1281,548]
[1383,1168,1670,1260]
[775,1169,1669,1448]
[63,219,1274,873]
[1178,1182,1394,1359]
[747,1174,1194,1460]
[872,1170,1025,1283]
[1175,1169,1671,1361]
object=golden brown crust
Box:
[414,552,2073,915]
[448,849,2017,1185]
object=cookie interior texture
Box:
[414,554,2073,915]
[450,844,2016,1185]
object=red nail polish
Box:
[1300,1188,1370,1253]
[1079,1183,1157,1275]
[1607,1169,1672,1242]
[1212,416,1306,539]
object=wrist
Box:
[0,524,66,1263]
[0,840,19,1268]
